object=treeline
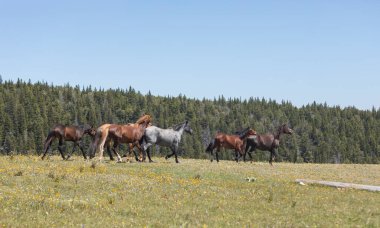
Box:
[0,78,379,164]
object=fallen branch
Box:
[295,179,380,192]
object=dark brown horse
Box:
[89,114,151,162]
[206,128,256,162]
[41,124,95,160]
[244,123,293,165]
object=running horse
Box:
[142,120,193,163]
[41,124,96,160]
[206,127,256,162]
[89,114,151,162]
[244,123,293,165]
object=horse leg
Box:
[106,140,115,161]
[134,150,139,161]
[146,147,154,163]
[170,146,180,163]
[42,136,54,160]
[248,151,253,163]
[127,143,135,162]
[135,143,145,162]
[243,144,250,162]
[77,141,87,160]
[65,142,77,160]
[165,148,176,160]
[234,150,239,163]
[58,138,66,160]
[209,149,214,162]
[112,142,122,162]
[216,146,221,163]
[269,149,276,166]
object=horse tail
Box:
[89,126,109,159]
[206,138,215,153]
[88,129,100,159]
[43,131,55,154]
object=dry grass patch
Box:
[0,156,379,227]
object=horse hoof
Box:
[149,160,155,163]
[165,156,169,160]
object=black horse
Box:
[41,124,96,160]
[244,124,293,165]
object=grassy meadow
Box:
[0,155,379,227]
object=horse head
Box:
[247,128,257,136]
[174,120,193,134]
[184,120,193,135]
[280,124,293,135]
[236,127,256,139]
[136,114,152,125]
[79,124,95,138]
[84,125,97,137]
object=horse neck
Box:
[238,128,252,140]
[175,125,186,136]
[274,127,282,140]
[138,122,149,131]
[239,132,249,140]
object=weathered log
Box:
[295,179,380,192]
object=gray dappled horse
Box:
[142,120,193,163]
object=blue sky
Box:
[1,1,379,110]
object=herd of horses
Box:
[41,114,293,165]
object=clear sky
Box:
[1,1,379,110]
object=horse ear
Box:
[185,120,189,125]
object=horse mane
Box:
[234,127,251,139]
[173,122,184,131]
[274,124,286,138]
[135,114,151,125]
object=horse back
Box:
[49,124,65,138]
[64,126,84,141]
[257,134,276,149]
[215,134,241,149]
[108,124,124,139]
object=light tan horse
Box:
[89,114,151,161]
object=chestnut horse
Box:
[206,128,256,162]
[244,123,293,165]
[41,124,96,160]
[89,114,151,162]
